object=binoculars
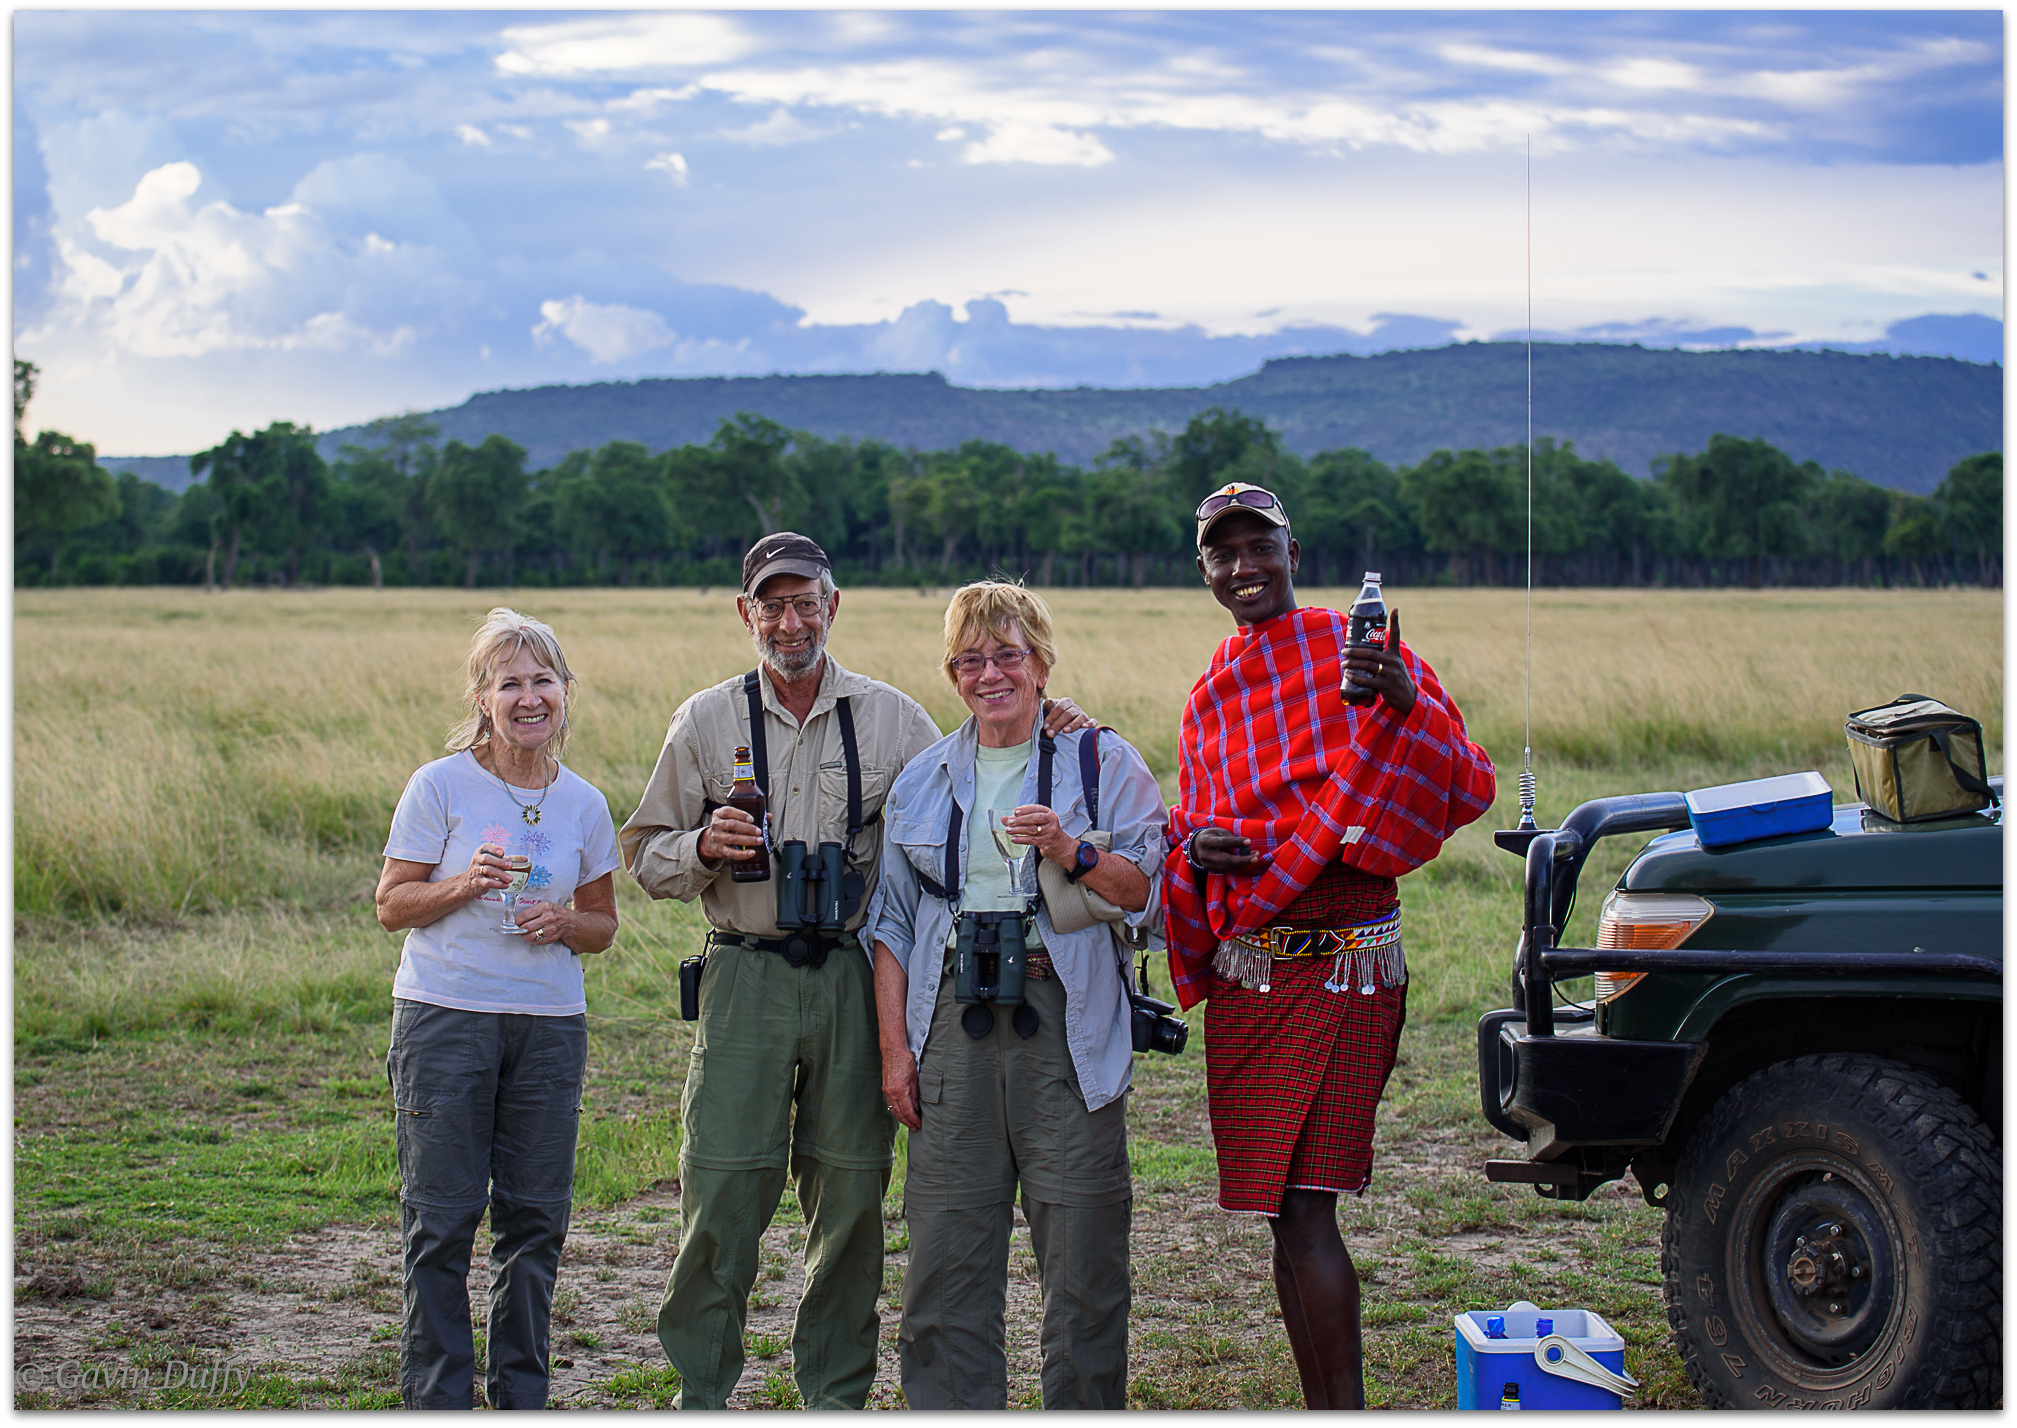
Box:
[952,911,1028,1008]
[776,840,850,935]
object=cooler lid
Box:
[1685,771,1831,817]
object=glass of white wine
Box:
[987,808,1023,890]
[499,855,533,933]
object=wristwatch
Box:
[1065,840,1100,883]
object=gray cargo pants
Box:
[899,961,1133,1410]
[387,999,587,1410]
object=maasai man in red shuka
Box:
[1166,481,1496,1409]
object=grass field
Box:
[13,584,2001,1408]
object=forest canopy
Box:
[14,363,2001,591]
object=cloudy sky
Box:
[14,9,2004,456]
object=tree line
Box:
[14,360,2001,591]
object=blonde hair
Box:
[941,580,1057,687]
[446,607,578,759]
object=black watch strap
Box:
[1065,840,1099,883]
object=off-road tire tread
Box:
[1660,1052,2000,1409]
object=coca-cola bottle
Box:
[1342,571,1386,707]
[727,744,772,883]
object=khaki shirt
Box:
[619,655,943,941]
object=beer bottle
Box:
[1343,571,1387,706]
[727,744,772,883]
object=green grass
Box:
[13,586,2000,1410]
[17,1120,398,1244]
[603,1362,682,1408]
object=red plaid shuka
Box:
[1205,961,1407,1213]
[1163,606,1497,1010]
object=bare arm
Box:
[1008,809,1152,911]
[376,844,510,932]
[873,940,921,1131]
[509,872,620,956]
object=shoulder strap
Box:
[835,696,864,838]
[1930,728,1996,799]
[1036,728,1058,808]
[1078,727,1104,829]
[742,669,769,796]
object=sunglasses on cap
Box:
[1196,487,1282,520]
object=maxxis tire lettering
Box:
[1659,1053,2000,1410]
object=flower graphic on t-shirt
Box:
[482,823,512,847]
[526,864,553,893]
[522,829,553,857]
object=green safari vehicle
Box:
[1476,781,2001,1409]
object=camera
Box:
[1130,991,1189,1055]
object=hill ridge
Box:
[105,341,2000,495]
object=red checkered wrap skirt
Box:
[1203,871,1407,1215]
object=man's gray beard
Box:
[753,624,827,681]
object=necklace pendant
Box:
[522,807,541,827]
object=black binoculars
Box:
[776,840,849,935]
[952,911,1028,1007]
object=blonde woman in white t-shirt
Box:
[375,607,621,1410]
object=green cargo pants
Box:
[898,959,1133,1409]
[657,936,896,1410]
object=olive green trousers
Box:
[898,962,1132,1409]
[657,938,895,1410]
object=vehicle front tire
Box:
[1660,1052,1999,1409]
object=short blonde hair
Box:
[941,580,1057,687]
[446,607,578,759]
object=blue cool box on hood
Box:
[1684,771,1834,849]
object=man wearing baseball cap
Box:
[620,533,1091,1408]
[1166,483,1496,1408]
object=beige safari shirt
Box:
[619,655,943,942]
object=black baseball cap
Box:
[742,532,831,594]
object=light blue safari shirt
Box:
[864,719,1166,1112]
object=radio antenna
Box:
[1516,134,1537,834]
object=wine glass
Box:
[987,809,1022,890]
[499,855,532,933]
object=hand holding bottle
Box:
[1341,606,1415,716]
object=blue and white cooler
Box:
[1454,1302,1638,1410]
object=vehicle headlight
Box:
[1593,891,1714,1003]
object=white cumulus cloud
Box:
[962,122,1113,167]
[532,295,677,363]
[646,152,689,185]
[496,15,756,76]
[43,160,450,363]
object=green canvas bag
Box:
[1844,694,1996,824]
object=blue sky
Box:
[14,9,2005,456]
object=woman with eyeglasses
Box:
[864,580,1165,1409]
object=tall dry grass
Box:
[15,584,2000,923]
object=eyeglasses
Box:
[752,594,827,621]
[1196,487,1281,520]
[949,647,1032,677]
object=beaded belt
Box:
[1213,913,1404,996]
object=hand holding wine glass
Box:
[499,855,533,933]
[987,808,1021,885]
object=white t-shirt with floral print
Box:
[384,751,621,1016]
